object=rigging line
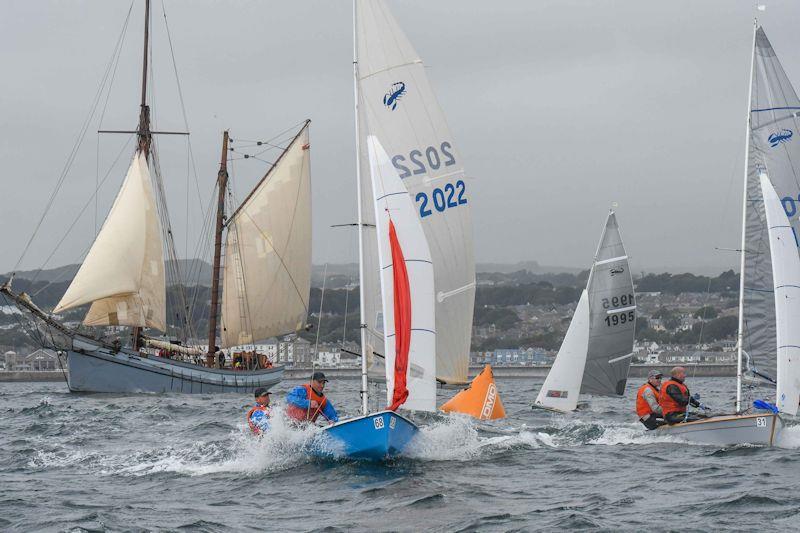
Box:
[30,136,136,290]
[185,185,217,324]
[31,243,92,298]
[315,263,328,357]
[230,120,309,147]
[161,0,204,210]
[18,2,135,277]
[95,3,135,235]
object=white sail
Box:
[534,290,590,412]
[368,135,436,412]
[54,151,165,330]
[220,124,311,348]
[741,27,800,381]
[759,174,800,415]
[356,0,475,384]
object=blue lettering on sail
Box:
[781,194,800,247]
[768,129,793,147]
[383,82,406,111]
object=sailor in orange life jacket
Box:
[247,388,273,435]
[636,370,665,430]
[659,366,708,424]
[285,371,339,424]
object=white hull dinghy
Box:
[657,413,783,446]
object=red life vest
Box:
[286,384,328,422]
[659,378,689,417]
[636,382,659,418]
[247,404,271,435]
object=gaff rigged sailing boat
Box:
[533,212,636,412]
[1,1,311,394]
[658,25,800,445]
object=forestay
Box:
[581,212,635,396]
[54,152,166,330]
[220,124,311,348]
[368,135,436,412]
[534,290,590,412]
[759,174,800,415]
[356,0,475,384]
[741,27,800,381]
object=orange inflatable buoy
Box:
[439,365,506,420]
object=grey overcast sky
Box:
[2,0,799,276]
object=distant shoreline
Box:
[0,364,735,383]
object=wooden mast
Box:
[132,0,152,351]
[207,131,230,367]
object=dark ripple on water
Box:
[2,377,800,531]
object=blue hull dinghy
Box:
[312,410,418,460]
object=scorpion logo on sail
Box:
[383,82,406,111]
[768,129,793,147]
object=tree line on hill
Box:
[0,269,743,351]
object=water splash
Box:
[775,423,800,449]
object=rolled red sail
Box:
[388,219,411,411]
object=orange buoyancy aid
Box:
[636,382,659,418]
[286,384,328,422]
[659,378,689,417]
[247,404,271,434]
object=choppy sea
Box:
[2,376,799,532]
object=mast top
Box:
[137,0,152,156]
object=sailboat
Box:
[658,24,800,445]
[0,1,311,394]
[353,0,476,387]
[532,211,636,412]
[314,0,474,459]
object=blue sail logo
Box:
[768,129,793,147]
[383,82,406,111]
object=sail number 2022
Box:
[391,142,468,219]
[415,181,467,218]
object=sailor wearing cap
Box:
[285,371,339,424]
[247,388,273,435]
[635,370,665,430]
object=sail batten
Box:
[54,151,166,330]
[356,0,475,384]
[220,124,311,348]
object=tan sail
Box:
[54,151,166,330]
[220,124,311,347]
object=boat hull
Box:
[656,413,783,446]
[65,339,283,394]
[313,410,419,460]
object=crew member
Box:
[636,370,665,430]
[247,388,273,435]
[659,366,703,424]
[285,371,339,424]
